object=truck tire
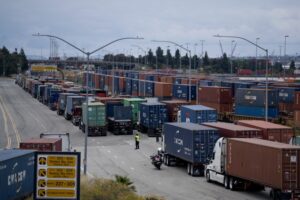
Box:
[229,177,235,191]
[224,176,229,189]
[187,163,191,175]
[205,170,211,182]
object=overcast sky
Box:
[0,0,299,58]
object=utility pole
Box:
[255,38,260,77]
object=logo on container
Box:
[7,162,26,193]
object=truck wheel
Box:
[224,176,229,189]
[229,177,235,191]
[206,170,211,182]
[187,163,191,175]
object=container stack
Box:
[161,100,190,122]
[123,98,147,126]
[198,86,233,113]
[278,87,300,116]
[294,91,300,128]
[172,84,196,102]
[235,88,279,119]
[108,106,133,135]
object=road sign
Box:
[34,152,80,200]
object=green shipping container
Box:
[123,98,147,123]
[82,102,106,127]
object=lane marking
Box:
[0,97,11,148]
[0,96,21,146]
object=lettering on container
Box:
[174,138,183,146]
[279,92,288,97]
[8,170,26,186]
[244,95,257,100]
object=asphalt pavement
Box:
[0,77,270,200]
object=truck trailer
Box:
[163,122,219,176]
[205,138,300,200]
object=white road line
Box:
[0,98,11,148]
[0,96,21,146]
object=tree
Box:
[174,49,181,69]
[156,47,164,66]
[165,49,172,67]
[221,53,230,73]
[203,51,209,66]
[114,175,136,192]
[19,48,29,71]
[147,49,154,66]
[290,60,295,72]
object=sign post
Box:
[34,152,80,200]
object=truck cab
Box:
[205,137,227,186]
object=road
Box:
[0,77,270,200]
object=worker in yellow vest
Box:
[135,132,140,149]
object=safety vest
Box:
[135,134,140,142]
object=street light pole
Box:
[284,35,289,79]
[33,33,143,175]
[214,34,269,121]
[255,37,260,77]
[152,40,192,102]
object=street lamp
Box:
[255,37,260,77]
[132,44,147,66]
[214,34,269,121]
[33,33,143,175]
[284,35,289,78]
[152,40,192,102]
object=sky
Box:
[0,0,299,59]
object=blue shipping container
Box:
[181,105,217,124]
[139,80,154,97]
[235,88,278,107]
[235,105,278,118]
[132,80,139,93]
[113,106,132,120]
[106,101,123,118]
[125,78,132,95]
[0,149,35,200]
[199,80,213,87]
[278,87,300,103]
[164,122,219,164]
[140,102,167,129]
[172,84,196,101]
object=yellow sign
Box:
[47,189,75,198]
[31,65,57,72]
[38,189,46,197]
[47,156,76,167]
[47,180,75,188]
[39,157,47,165]
[47,168,75,178]
[39,169,47,177]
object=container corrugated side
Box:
[235,105,278,118]
[164,122,219,164]
[140,103,167,129]
[0,149,35,200]
[180,105,217,124]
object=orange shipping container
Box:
[198,102,233,113]
[155,82,172,97]
[294,110,300,128]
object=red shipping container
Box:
[119,77,126,90]
[278,102,294,114]
[161,100,191,122]
[203,122,262,138]
[237,120,294,144]
[20,138,62,152]
[294,110,300,128]
[198,102,233,113]
[154,82,172,97]
[198,86,233,104]
[95,74,100,89]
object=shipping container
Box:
[295,110,300,128]
[81,102,107,136]
[31,81,42,98]
[198,102,233,113]
[198,86,233,104]
[140,102,167,136]
[125,78,132,95]
[0,149,35,200]
[57,93,77,115]
[20,138,62,151]
[172,84,196,101]
[113,106,132,120]
[206,138,300,198]
[139,80,154,97]
[278,102,294,115]
[227,138,300,193]
[235,105,279,119]
[123,98,147,124]
[202,122,262,138]
[163,122,219,176]
[235,88,278,107]
[154,82,172,98]
[47,87,62,110]
[237,120,294,143]
[37,85,46,102]
[278,87,300,103]
[106,101,123,118]
[161,100,190,122]
[295,91,300,110]
[64,95,85,120]
[181,105,217,124]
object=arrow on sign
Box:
[38,189,46,197]
[38,179,46,187]
[39,157,47,165]
[39,169,46,177]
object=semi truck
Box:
[162,122,219,176]
[64,95,85,120]
[205,137,300,200]
[57,93,76,115]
